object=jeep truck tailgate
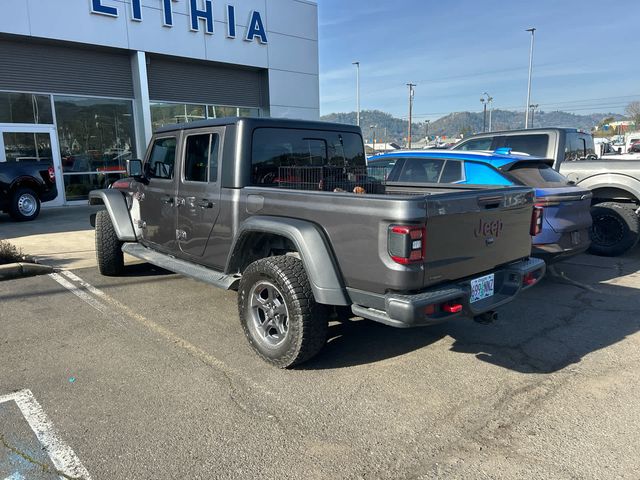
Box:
[421,187,534,287]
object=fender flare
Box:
[227,216,350,306]
[575,173,640,203]
[88,189,137,241]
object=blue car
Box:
[369,149,593,263]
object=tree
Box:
[625,102,640,128]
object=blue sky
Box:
[317,0,640,119]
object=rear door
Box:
[175,128,223,258]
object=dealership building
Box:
[0,0,319,203]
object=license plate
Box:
[470,273,495,303]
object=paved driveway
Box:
[1,248,639,479]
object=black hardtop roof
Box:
[155,117,363,134]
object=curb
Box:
[0,262,55,280]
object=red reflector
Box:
[112,179,131,189]
[441,302,463,313]
[47,166,55,182]
[523,272,538,286]
[424,304,435,315]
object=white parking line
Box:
[0,389,92,480]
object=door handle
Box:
[161,195,174,205]
[197,199,214,209]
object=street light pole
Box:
[525,27,536,129]
[529,104,539,128]
[370,124,377,153]
[425,120,430,144]
[481,97,487,133]
[407,83,416,149]
[352,61,360,127]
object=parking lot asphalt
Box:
[1,248,640,479]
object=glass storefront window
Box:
[0,92,53,124]
[54,96,136,201]
[208,105,238,118]
[238,107,260,117]
[151,103,206,131]
[2,132,52,162]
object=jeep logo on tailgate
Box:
[474,218,503,238]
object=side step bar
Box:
[122,242,240,290]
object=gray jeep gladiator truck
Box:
[454,127,640,256]
[89,118,545,367]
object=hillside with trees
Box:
[321,109,625,144]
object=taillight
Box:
[111,179,132,190]
[441,301,463,313]
[47,166,55,182]
[388,225,425,265]
[530,206,543,236]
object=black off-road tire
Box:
[95,210,124,276]
[238,256,328,368]
[589,202,640,257]
[9,187,41,221]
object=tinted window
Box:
[147,137,176,179]
[455,137,493,151]
[565,132,596,161]
[506,162,571,187]
[499,134,549,157]
[367,158,397,180]
[440,160,463,183]
[463,162,513,186]
[397,158,444,183]
[184,133,219,182]
[251,128,365,186]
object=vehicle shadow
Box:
[0,205,101,239]
[303,257,640,372]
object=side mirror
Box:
[127,159,143,177]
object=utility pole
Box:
[352,62,360,127]
[481,97,487,133]
[370,125,377,153]
[407,83,416,149]
[525,27,536,129]
[529,104,539,128]
[425,120,430,144]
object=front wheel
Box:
[9,187,41,221]
[238,256,328,368]
[95,210,124,275]
[588,202,640,257]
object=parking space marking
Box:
[48,271,287,412]
[0,390,91,480]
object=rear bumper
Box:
[532,228,591,264]
[350,257,546,328]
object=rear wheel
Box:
[9,187,40,221]
[588,202,640,257]
[95,210,124,275]
[238,256,328,368]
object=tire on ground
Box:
[238,255,328,368]
[9,187,41,221]
[588,202,640,257]
[95,210,124,275]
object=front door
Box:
[0,124,64,206]
[138,135,179,252]
[176,128,223,258]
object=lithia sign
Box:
[90,0,268,43]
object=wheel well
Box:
[591,187,639,206]
[227,232,298,275]
[11,178,40,195]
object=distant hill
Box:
[321,109,625,144]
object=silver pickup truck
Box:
[454,127,640,256]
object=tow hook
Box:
[474,311,498,324]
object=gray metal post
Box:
[525,28,536,129]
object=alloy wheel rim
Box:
[17,193,37,216]
[248,281,289,348]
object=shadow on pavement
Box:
[303,253,640,373]
[0,205,100,239]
